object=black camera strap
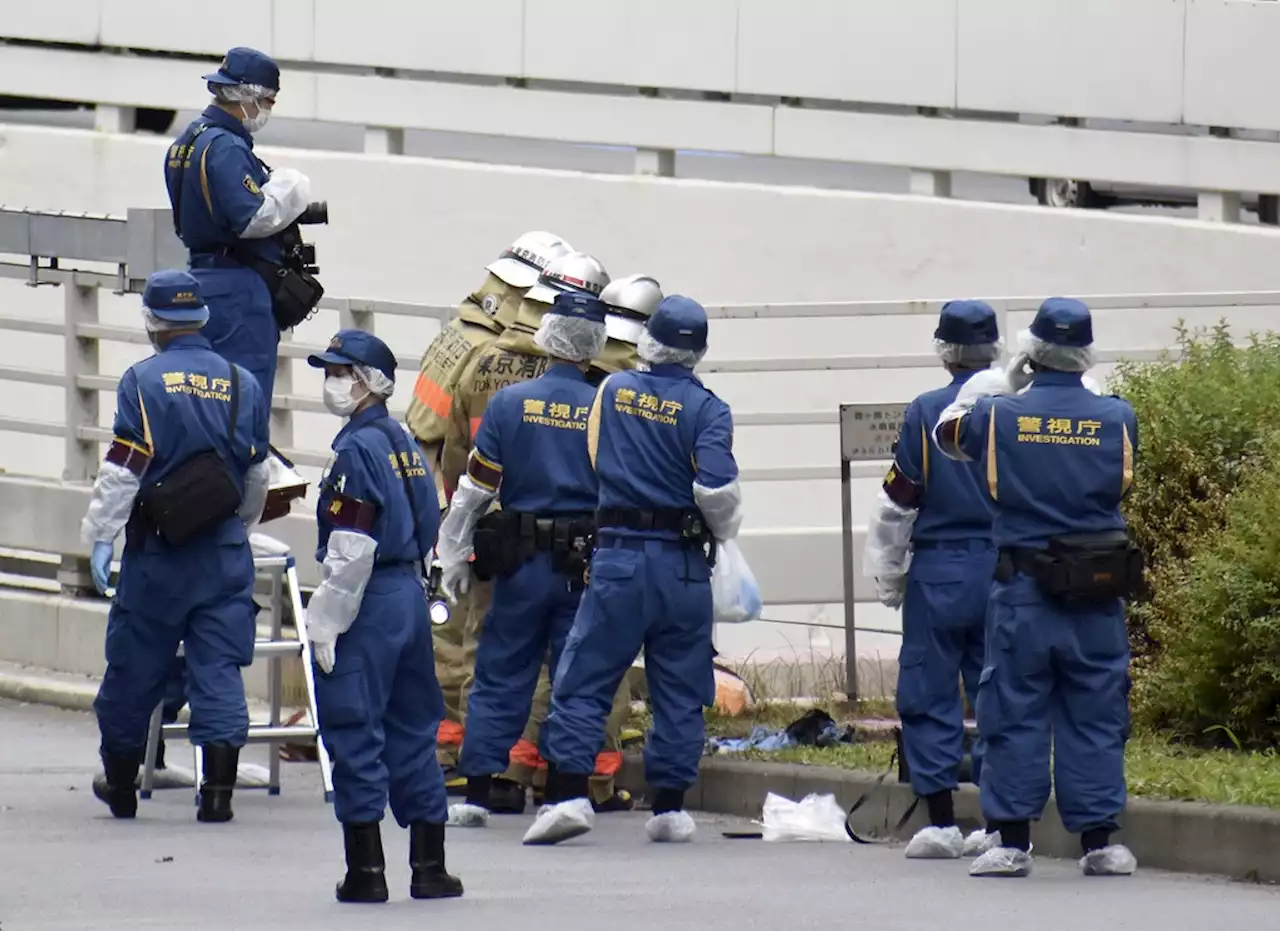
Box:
[370,419,430,576]
[168,122,213,240]
[226,360,240,451]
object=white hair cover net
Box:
[141,306,209,333]
[637,330,706,369]
[935,339,1002,367]
[353,364,395,400]
[1018,329,1096,373]
[212,83,274,103]
[533,313,608,363]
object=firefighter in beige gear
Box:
[405,231,573,788]
[441,251,610,814]
[508,274,665,813]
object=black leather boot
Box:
[409,821,464,899]
[92,748,141,818]
[196,744,239,823]
[336,822,390,903]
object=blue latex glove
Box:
[90,541,114,595]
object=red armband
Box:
[466,451,503,492]
[104,439,151,476]
[882,464,922,509]
[326,493,377,532]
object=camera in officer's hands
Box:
[296,200,328,226]
[280,201,328,276]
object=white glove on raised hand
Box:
[312,638,336,675]
[1005,352,1034,393]
[441,560,471,604]
[876,575,907,609]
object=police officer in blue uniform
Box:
[525,295,740,847]
[933,298,1140,879]
[164,46,316,403]
[434,291,610,828]
[82,270,271,823]
[305,330,463,904]
[865,301,1001,860]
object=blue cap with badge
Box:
[203,47,280,92]
[1030,297,1093,347]
[307,329,398,383]
[547,291,608,325]
[936,300,999,345]
[142,269,209,325]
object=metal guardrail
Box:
[1,204,1278,681]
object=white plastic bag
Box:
[759,792,851,843]
[711,539,763,624]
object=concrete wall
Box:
[3,124,1280,306]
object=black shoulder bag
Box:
[135,364,244,547]
[170,128,323,331]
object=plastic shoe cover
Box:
[522,798,595,846]
[970,846,1033,877]
[1081,845,1137,876]
[905,825,964,859]
[646,811,696,843]
[964,829,1001,857]
[446,803,490,828]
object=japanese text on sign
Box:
[839,403,909,462]
[1016,416,1103,447]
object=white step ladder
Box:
[138,553,334,804]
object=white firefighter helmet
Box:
[523,251,611,306]
[486,231,575,290]
[600,274,662,345]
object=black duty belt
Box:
[596,507,693,534]
[509,512,595,551]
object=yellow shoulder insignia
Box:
[243,175,262,196]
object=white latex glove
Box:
[1006,351,1034,393]
[313,638,336,675]
[876,575,907,609]
[441,560,471,604]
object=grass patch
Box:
[629,702,1280,811]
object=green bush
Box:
[1111,324,1280,746]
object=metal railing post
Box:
[63,283,100,483]
[338,301,376,334]
[272,330,295,452]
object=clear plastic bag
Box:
[759,792,851,843]
[711,539,763,624]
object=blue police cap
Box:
[1030,297,1093,348]
[142,270,209,324]
[647,295,708,353]
[548,290,608,325]
[203,47,280,92]
[935,300,999,345]
[307,329,398,383]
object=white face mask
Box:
[323,375,364,417]
[240,99,272,134]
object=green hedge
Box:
[1112,324,1280,747]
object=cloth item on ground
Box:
[706,708,854,754]
[759,792,851,843]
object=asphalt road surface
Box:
[1,698,1277,931]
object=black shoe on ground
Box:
[488,777,527,815]
[592,789,636,813]
[336,822,390,903]
[410,821,464,899]
[196,744,239,823]
[93,749,141,819]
